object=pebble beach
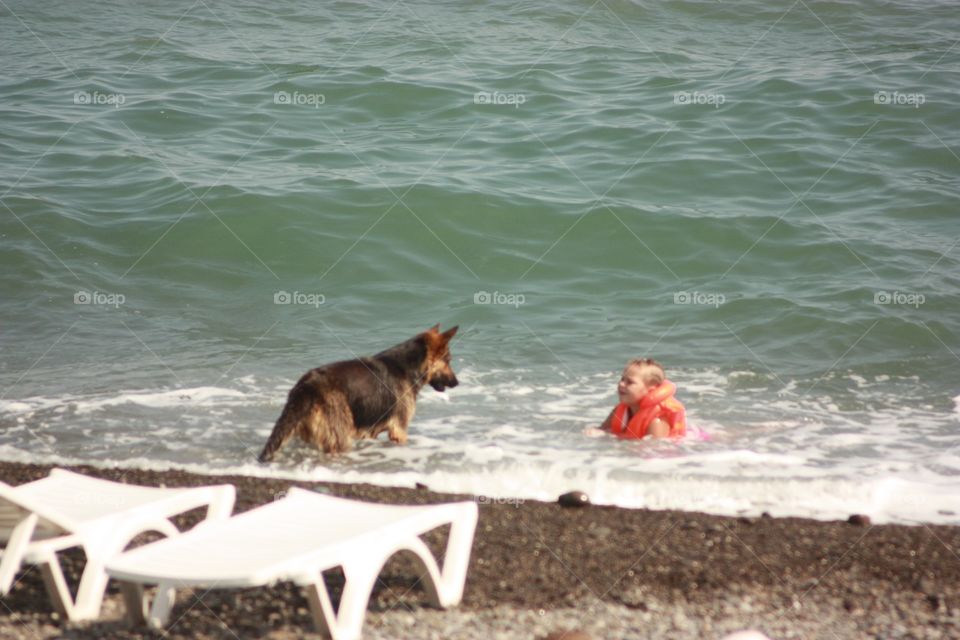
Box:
[0,462,957,639]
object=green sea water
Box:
[1,0,958,521]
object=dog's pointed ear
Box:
[428,324,441,334]
[441,325,458,341]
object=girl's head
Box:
[617,358,665,407]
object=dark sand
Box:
[0,461,957,639]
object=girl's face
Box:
[617,365,649,407]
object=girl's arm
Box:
[584,408,617,437]
[599,407,615,431]
[647,417,670,438]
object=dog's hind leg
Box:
[310,395,356,455]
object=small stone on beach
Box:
[847,514,871,526]
[558,491,590,508]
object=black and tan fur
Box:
[258,325,458,461]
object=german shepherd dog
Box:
[258,325,458,461]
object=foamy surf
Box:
[1,366,958,526]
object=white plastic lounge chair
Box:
[106,488,478,640]
[0,468,235,620]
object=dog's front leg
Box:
[386,413,408,444]
[387,422,408,445]
[386,392,415,445]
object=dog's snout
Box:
[430,371,458,392]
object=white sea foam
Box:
[0,387,254,416]
[71,386,248,413]
[1,368,959,525]
[11,450,960,526]
[0,401,33,413]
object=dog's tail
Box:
[258,390,311,463]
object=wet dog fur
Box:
[258,325,458,461]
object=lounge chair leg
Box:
[72,560,109,620]
[437,506,478,606]
[400,538,444,608]
[147,582,176,629]
[206,487,235,521]
[404,506,479,608]
[0,514,38,594]
[304,579,336,639]
[38,556,75,619]
[304,559,381,640]
[120,582,147,625]
[63,518,180,622]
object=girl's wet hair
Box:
[625,358,665,386]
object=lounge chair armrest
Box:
[22,533,84,564]
[205,485,236,521]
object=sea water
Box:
[1,0,958,524]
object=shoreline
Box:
[1,461,958,638]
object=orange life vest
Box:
[611,380,686,439]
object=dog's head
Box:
[423,324,459,392]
